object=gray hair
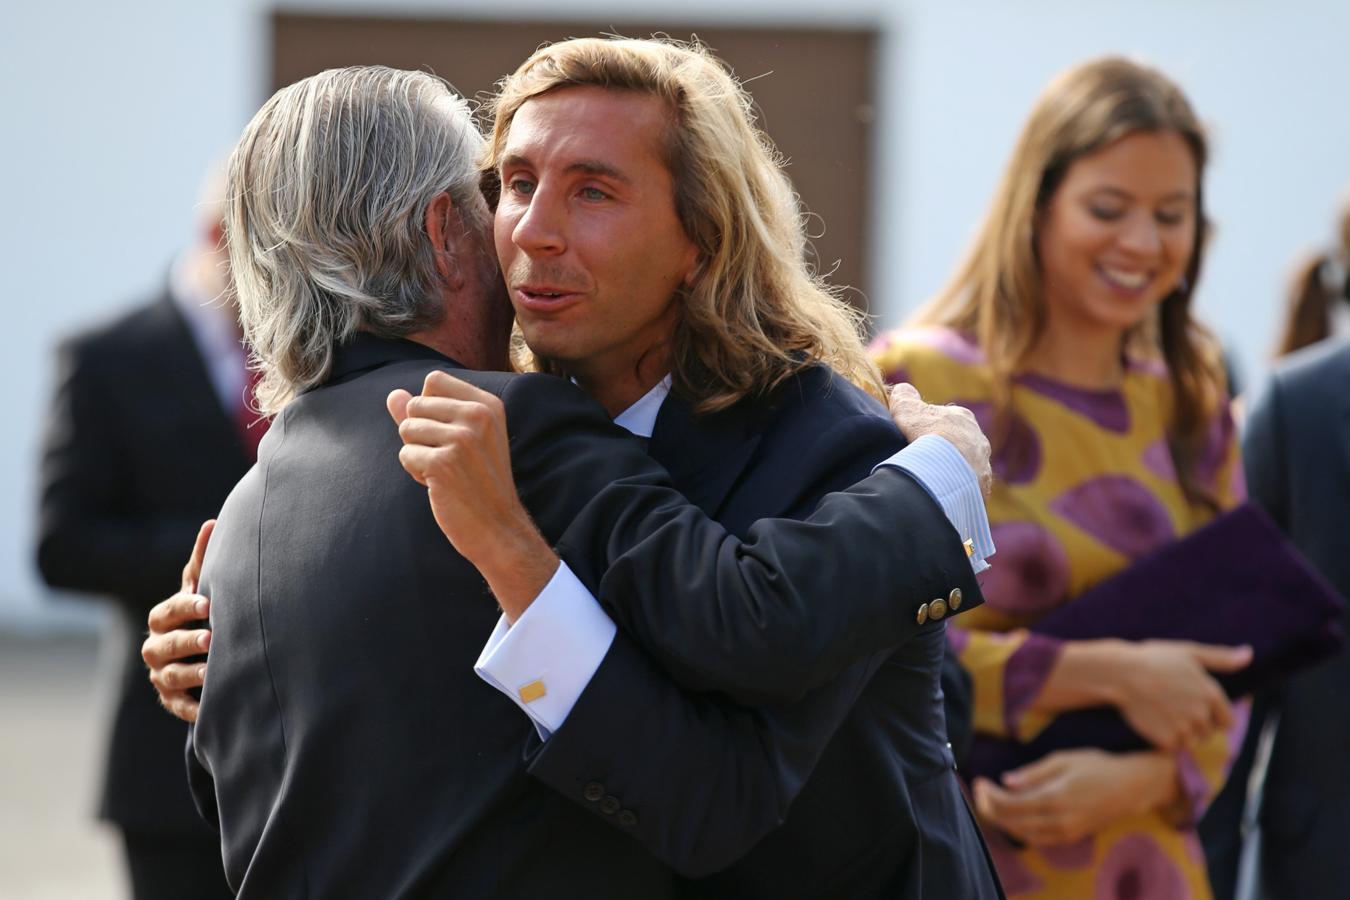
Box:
[225,66,487,413]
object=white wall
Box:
[4,0,1346,628]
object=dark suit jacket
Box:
[531,366,1002,899]
[189,336,996,898]
[36,290,252,835]
[1201,338,1350,900]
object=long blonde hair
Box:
[482,37,884,412]
[913,57,1223,505]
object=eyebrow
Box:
[499,153,632,185]
[1089,186,1194,203]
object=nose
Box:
[510,185,566,256]
[1118,211,1162,257]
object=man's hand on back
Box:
[142,519,215,723]
[888,383,993,494]
[388,372,560,621]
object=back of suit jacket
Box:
[191,335,676,899]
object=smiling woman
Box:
[871,57,1246,900]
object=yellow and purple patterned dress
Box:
[872,327,1247,900]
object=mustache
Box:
[505,260,590,293]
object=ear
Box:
[424,192,465,290]
[679,242,702,290]
[207,219,227,253]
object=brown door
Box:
[273,15,876,308]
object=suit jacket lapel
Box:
[648,390,765,517]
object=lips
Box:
[513,285,583,313]
[1096,264,1152,294]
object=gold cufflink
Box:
[930,598,948,620]
[963,539,975,558]
[949,588,963,610]
[916,603,929,625]
[518,680,547,704]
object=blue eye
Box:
[508,178,536,197]
[580,187,609,201]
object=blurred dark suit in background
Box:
[1202,337,1350,900]
[34,175,254,900]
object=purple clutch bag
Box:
[964,502,1346,781]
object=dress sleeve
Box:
[950,625,1064,741]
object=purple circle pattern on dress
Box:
[958,400,1043,485]
[1141,438,1177,481]
[1048,476,1177,560]
[1092,834,1188,900]
[980,520,1071,616]
[985,829,1047,895]
[1015,372,1131,434]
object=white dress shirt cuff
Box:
[875,434,996,574]
[474,561,617,740]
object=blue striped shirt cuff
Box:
[874,434,996,574]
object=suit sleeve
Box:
[498,374,975,874]
[526,628,889,876]
[35,338,204,608]
[500,377,982,705]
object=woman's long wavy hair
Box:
[226,66,488,414]
[911,56,1224,506]
[481,37,884,412]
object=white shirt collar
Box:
[611,375,672,438]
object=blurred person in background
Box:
[1271,190,1350,357]
[33,170,253,900]
[1200,333,1350,900]
[871,57,1250,899]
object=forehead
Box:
[1060,130,1197,198]
[500,86,672,174]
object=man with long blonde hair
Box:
[397,37,1002,898]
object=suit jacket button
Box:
[600,795,621,815]
[929,598,948,620]
[916,603,929,625]
[617,809,638,828]
[949,587,963,610]
[583,782,605,803]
